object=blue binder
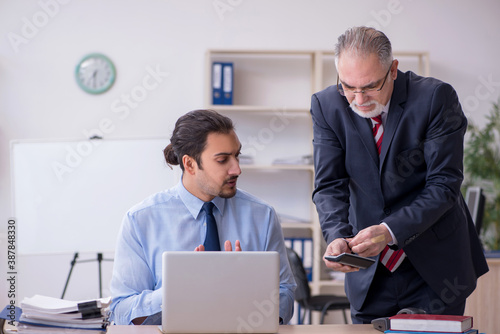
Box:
[285,237,313,281]
[222,63,233,105]
[212,62,224,105]
[212,62,233,105]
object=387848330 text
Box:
[6,218,18,325]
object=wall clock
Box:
[75,53,116,94]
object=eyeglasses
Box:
[337,64,392,97]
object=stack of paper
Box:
[272,155,313,165]
[17,295,110,333]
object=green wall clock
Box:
[75,53,116,94]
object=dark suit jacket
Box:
[311,70,489,311]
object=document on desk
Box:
[18,295,111,331]
[21,295,111,314]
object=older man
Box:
[311,26,488,323]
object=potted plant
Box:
[463,100,500,251]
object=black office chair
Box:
[286,247,350,324]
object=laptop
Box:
[160,251,280,333]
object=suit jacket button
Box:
[383,207,391,215]
[405,234,419,245]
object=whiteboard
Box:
[11,137,181,254]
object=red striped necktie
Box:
[372,115,384,155]
[371,115,406,272]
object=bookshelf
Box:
[204,49,429,324]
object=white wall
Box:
[1,0,500,307]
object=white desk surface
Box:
[107,324,377,334]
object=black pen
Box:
[341,238,352,252]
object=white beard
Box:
[350,100,384,119]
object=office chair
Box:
[286,247,350,324]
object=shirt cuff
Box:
[151,288,163,311]
[380,222,397,245]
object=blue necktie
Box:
[202,202,220,251]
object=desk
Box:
[107,324,376,334]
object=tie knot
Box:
[202,202,215,214]
[372,115,382,124]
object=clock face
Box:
[75,53,116,94]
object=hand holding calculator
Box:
[325,252,375,269]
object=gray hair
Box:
[334,26,393,69]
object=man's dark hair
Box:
[164,109,234,171]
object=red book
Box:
[389,314,473,333]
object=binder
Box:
[285,237,313,281]
[285,237,313,324]
[222,62,233,105]
[212,62,224,105]
[212,62,234,105]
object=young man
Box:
[311,26,488,323]
[110,109,296,325]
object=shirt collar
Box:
[379,99,391,125]
[176,180,225,218]
[383,98,391,114]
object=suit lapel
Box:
[345,70,408,169]
[346,106,379,166]
[380,70,407,168]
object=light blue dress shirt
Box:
[110,181,296,325]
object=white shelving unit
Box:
[204,49,429,323]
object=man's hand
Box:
[194,240,242,251]
[348,225,391,257]
[224,240,242,251]
[323,238,359,273]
